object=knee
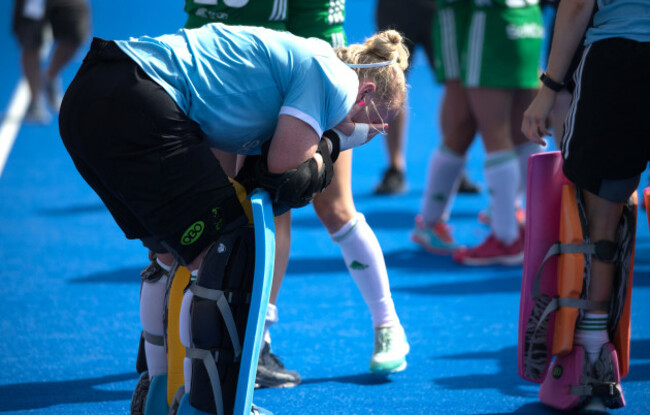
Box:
[313,196,355,232]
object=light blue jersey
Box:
[115,23,358,154]
[586,0,650,45]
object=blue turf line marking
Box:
[0,79,30,178]
[0,33,53,178]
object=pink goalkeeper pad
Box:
[517,151,568,382]
[538,344,625,411]
[538,346,585,410]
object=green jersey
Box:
[184,0,287,30]
[287,0,346,47]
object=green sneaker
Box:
[369,325,410,374]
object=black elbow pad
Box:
[234,139,335,214]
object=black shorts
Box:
[375,0,436,70]
[562,38,650,202]
[59,38,246,265]
[13,0,91,48]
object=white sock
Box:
[515,142,543,201]
[140,268,170,379]
[263,303,278,348]
[420,144,465,225]
[331,213,399,328]
[574,312,610,363]
[156,257,172,272]
[484,150,520,244]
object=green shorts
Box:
[183,0,287,30]
[464,5,543,88]
[286,0,347,47]
[433,0,471,83]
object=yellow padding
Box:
[229,178,254,225]
[166,266,191,405]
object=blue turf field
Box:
[1,1,649,414]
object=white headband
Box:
[347,60,395,69]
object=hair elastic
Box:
[347,60,395,69]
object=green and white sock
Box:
[574,312,609,363]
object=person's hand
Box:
[521,88,558,146]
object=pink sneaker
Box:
[410,215,457,254]
[453,228,525,266]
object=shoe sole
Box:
[370,360,407,375]
[411,234,456,255]
[254,380,301,389]
[454,251,524,266]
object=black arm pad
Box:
[234,139,335,213]
[322,129,340,163]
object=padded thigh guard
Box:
[184,227,255,414]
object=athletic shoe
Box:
[452,227,525,266]
[251,404,274,415]
[477,206,526,227]
[24,98,51,124]
[369,325,410,374]
[43,76,63,113]
[410,215,457,254]
[578,397,609,415]
[255,342,301,389]
[457,174,481,194]
[130,372,149,415]
[374,167,406,195]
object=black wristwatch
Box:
[540,72,564,92]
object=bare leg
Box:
[441,80,476,154]
[313,149,356,232]
[44,39,81,81]
[467,88,514,153]
[582,190,624,308]
[269,211,291,305]
[21,47,42,104]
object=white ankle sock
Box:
[263,303,278,346]
[575,312,610,363]
[420,144,465,225]
[331,213,399,328]
[484,151,520,244]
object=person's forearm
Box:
[545,0,594,84]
